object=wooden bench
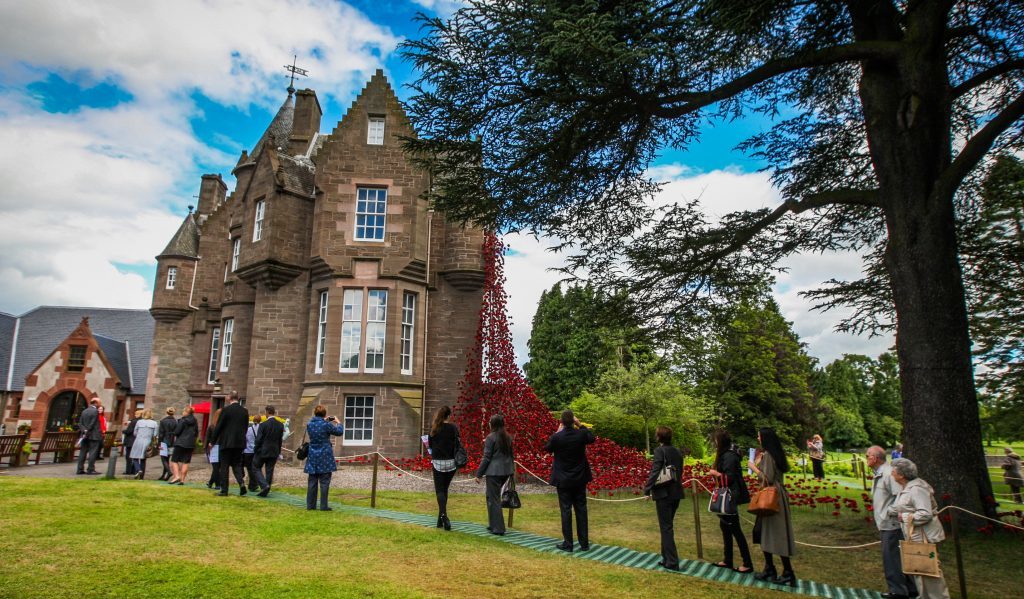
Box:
[34,431,80,465]
[0,433,28,466]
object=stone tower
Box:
[146,72,485,457]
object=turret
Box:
[150,211,198,323]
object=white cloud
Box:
[408,0,466,15]
[501,166,895,367]
[0,1,401,315]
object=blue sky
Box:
[0,0,890,365]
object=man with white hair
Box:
[865,445,918,599]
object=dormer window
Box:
[166,266,177,289]
[67,345,87,372]
[367,116,385,145]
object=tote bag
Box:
[500,476,522,509]
[747,484,780,516]
[900,522,941,577]
[709,475,737,515]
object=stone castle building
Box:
[146,72,484,457]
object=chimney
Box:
[197,174,227,215]
[289,89,322,155]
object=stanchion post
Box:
[103,444,119,479]
[691,479,703,560]
[860,458,868,491]
[949,507,968,599]
[370,452,379,508]
[507,474,516,528]
[803,456,808,481]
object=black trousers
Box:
[253,456,278,492]
[485,475,509,533]
[718,513,753,568]
[557,484,589,547]
[76,439,100,473]
[811,458,825,479]
[123,444,136,474]
[432,467,457,516]
[307,472,332,509]
[218,448,245,492]
[242,453,257,490]
[655,496,680,567]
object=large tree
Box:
[403,1,1024,516]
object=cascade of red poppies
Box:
[451,233,652,489]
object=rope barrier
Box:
[334,451,380,462]
[513,460,650,502]
[375,453,477,485]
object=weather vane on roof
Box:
[284,55,309,95]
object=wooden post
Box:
[507,474,516,528]
[370,452,379,508]
[860,457,869,491]
[691,478,703,560]
[802,456,808,481]
[950,507,968,599]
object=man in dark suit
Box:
[253,405,285,497]
[210,392,249,496]
[76,398,103,474]
[544,409,596,552]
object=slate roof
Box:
[94,334,131,389]
[277,154,315,195]
[0,312,15,389]
[251,92,295,158]
[0,306,154,393]
[159,212,199,259]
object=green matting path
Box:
[184,483,882,599]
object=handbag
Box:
[454,435,468,469]
[144,439,159,459]
[900,522,941,577]
[709,475,737,515]
[295,428,310,461]
[500,476,522,509]
[747,484,780,516]
[655,464,677,486]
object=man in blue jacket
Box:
[544,409,595,552]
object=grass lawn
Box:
[0,477,787,599]
[1,476,1020,598]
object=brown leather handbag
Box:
[748,484,780,516]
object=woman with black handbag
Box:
[427,406,463,531]
[475,414,514,536]
[642,426,684,570]
[747,427,796,587]
[708,430,753,574]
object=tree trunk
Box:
[854,7,996,521]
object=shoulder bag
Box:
[295,427,310,461]
[900,521,941,577]
[454,434,468,469]
[500,476,522,509]
[709,474,737,515]
[747,484,780,516]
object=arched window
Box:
[46,391,87,432]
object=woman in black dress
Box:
[427,406,461,530]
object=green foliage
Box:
[697,295,817,448]
[524,283,651,410]
[811,352,902,449]
[570,362,711,456]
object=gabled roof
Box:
[94,334,130,389]
[0,306,154,393]
[159,212,199,259]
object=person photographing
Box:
[545,409,595,552]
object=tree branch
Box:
[650,42,901,118]
[792,189,882,212]
[937,91,1024,200]
[951,59,1024,98]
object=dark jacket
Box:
[428,422,459,461]
[715,449,751,505]
[172,414,198,449]
[254,417,285,459]
[476,433,515,477]
[78,405,103,441]
[123,417,138,448]
[211,402,249,449]
[643,444,684,501]
[158,416,177,445]
[544,425,595,488]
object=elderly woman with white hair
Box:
[887,458,950,599]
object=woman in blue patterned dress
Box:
[304,404,344,510]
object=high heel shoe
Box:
[772,572,797,587]
[442,515,451,531]
[753,570,777,583]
